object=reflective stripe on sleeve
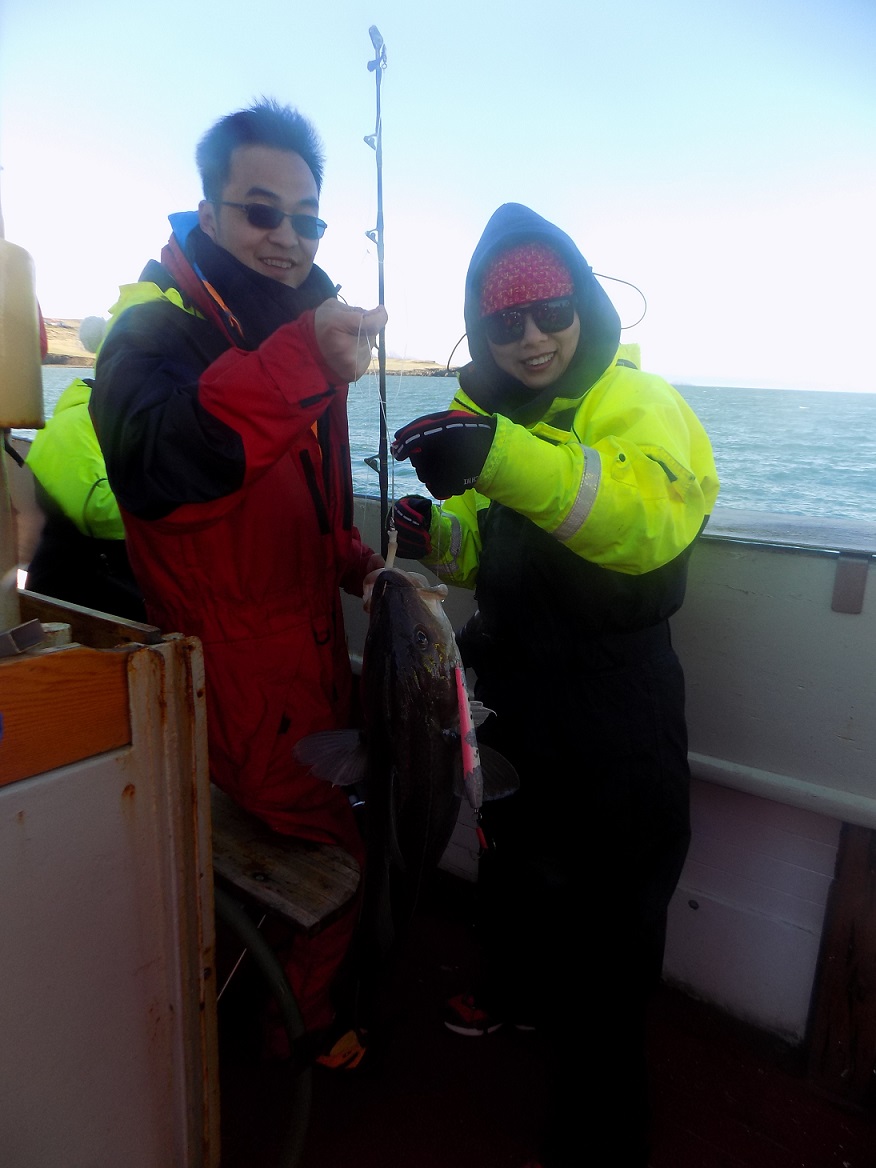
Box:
[432,510,465,578]
[552,446,601,543]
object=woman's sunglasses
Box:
[483,297,577,345]
[218,201,327,239]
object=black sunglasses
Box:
[483,297,577,345]
[217,201,327,239]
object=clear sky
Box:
[1,0,874,391]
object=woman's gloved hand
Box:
[392,410,496,499]
[392,495,433,559]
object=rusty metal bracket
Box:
[0,618,43,658]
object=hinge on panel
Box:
[831,553,871,614]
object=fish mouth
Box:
[365,566,448,613]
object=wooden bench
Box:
[210,786,361,935]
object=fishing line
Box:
[216,910,268,1002]
[594,271,648,330]
[445,333,467,374]
[358,328,403,566]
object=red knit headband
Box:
[479,242,573,317]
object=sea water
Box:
[31,365,876,524]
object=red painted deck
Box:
[219,872,876,1168]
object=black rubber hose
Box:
[213,885,312,1167]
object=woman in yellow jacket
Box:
[392,203,719,1168]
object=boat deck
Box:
[219,871,876,1168]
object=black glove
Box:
[391,410,497,499]
[455,609,489,673]
[392,495,433,559]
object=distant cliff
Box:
[44,317,460,377]
[43,319,95,366]
[381,358,460,378]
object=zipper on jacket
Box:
[299,450,331,535]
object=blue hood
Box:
[168,211,200,250]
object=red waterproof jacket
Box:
[91,217,372,846]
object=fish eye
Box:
[414,626,430,649]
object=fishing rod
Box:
[364,24,391,559]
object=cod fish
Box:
[295,567,518,953]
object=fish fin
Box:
[293,730,369,787]
[468,700,495,728]
[479,744,520,801]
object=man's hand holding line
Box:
[314,300,388,383]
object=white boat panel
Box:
[0,639,217,1167]
[675,527,875,824]
[680,849,833,933]
[666,878,822,1041]
[665,781,840,1040]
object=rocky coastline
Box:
[44,317,460,377]
[379,359,459,378]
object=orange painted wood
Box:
[0,647,131,786]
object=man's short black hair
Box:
[196,98,325,201]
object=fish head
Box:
[364,568,460,702]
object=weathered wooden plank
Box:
[210,787,360,936]
[19,589,162,648]
[807,823,876,1107]
[0,646,131,786]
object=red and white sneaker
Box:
[443,991,504,1036]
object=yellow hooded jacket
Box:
[26,377,125,541]
[426,359,719,588]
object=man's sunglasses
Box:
[218,202,327,239]
[483,297,577,345]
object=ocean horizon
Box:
[26,366,876,525]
